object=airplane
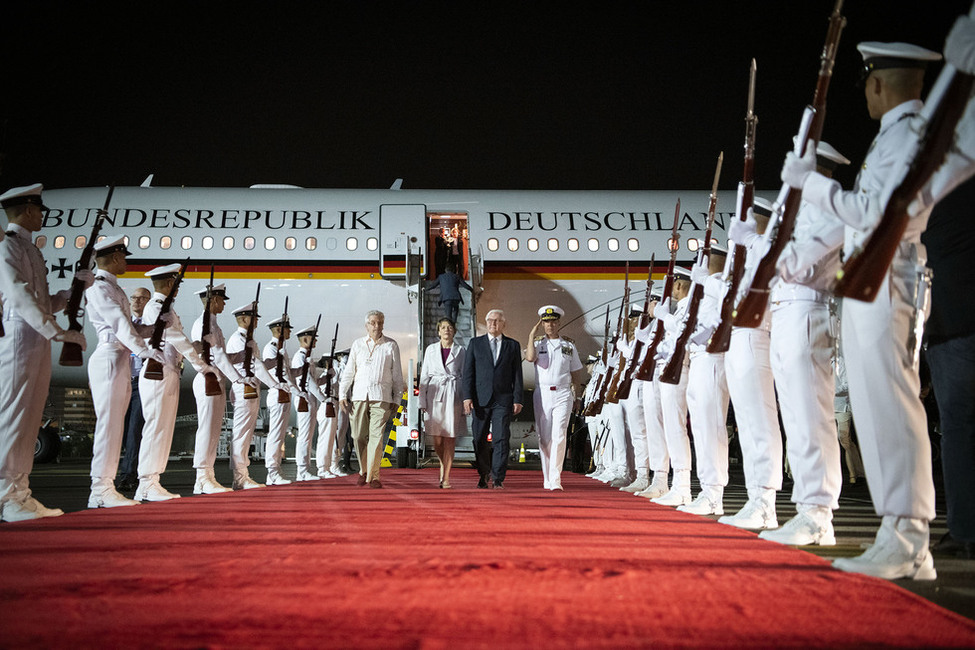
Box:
[30,178,750,465]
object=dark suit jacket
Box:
[462,334,523,408]
[425,271,473,305]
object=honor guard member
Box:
[649,266,694,506]
[190,284,257,494]
[263,315,301,485]
[137,263,213,502]
[86,235,163,508]
[780,42,942,580]
[292,324,325,481]
[679,244,731,516]
[615,307,648,492]
[763,142,851,547]
[225,302,286,489]
[525,305,584,490]
[0,184,89,521]
[582,351,609,478]
[316,350,351,478]
[633,288,671,499]
[718,199,784,531]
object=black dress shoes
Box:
[477,477,488,489]
[493,482,504,490]
[932,532,975,559]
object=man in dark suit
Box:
[462,309,523,489]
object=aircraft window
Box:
[325,237,337,251]
[608,238,620,252]
[627,238,639,252]
[688,238,700,253]
[54,235,66,249]
[567,238,579,252]
[160,236,172,250]
[180,236,192,250]
[667,237,679,252]
[366,237,378,251]
[487,238,499,252]
[306,237,317,251]
[202,236,214,250]
[264,237,276,251]
[223,236,235,250]
[123,235,130,247]
[244,237,255,250]
[138,236,150,249]
[346,237,358,251]
[507,238,519,252]
[527,238,539,252]
[547,238,559,252]
[588,238,599,252]
[75,235,86,249]
[285,237,296,251]
[35,235,47,249]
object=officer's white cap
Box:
[674,266,692,279]
[0,183,46,210]
[752,197,774,218]
[194,283,228,298]
[857,41,942,69]
[232,301,258,316]
[145,263,182,279]
[538,305,564,321]
[267,316,291,330]
[295,324,317,337]
[94,234,131,257]
[698,239,728,255]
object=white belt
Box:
[771,285,828,307]
[538,383,570,391]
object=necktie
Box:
[491,337,499,362]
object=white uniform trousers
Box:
[192,373,227,471]
[770,301,842,509]
[657,360,691,472]
[842,264,935,520]
[686,351,730,488]
[89,343,133,482]
[317,401,338,472]
[137,365,180,480]
[601,401,628,475]
[229,383,260,478]
[534,384,574,488]
[293,394,319,474]
[265,395,292,473]
[726,328,783,492]
[0,321,52,503]
[620,382,647,474]
[638,377,669,474]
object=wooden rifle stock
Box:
[201,265,222,396]
[604,263,631,404]
[661,153,723,384]
[59,185,113,366]
[709,60,758,353]
[144,259,189,380]
[635,199,681,381]
[615,255,655,400]
[275,297,291,404]
[242,283,261,400]
[582,305,611,416]
[322,323,339,417]
[297,314,322,413]
[734,0,845,326]
[836,46,975,300]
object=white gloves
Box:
[54,328,86,351]
[75,269,95,289]
[246,339,260,352]
[140,348,167,366]
[781,146,818,190]
[274,381,290,392]
[157,311,176,327]
[202,333,220,347]
[236,375,260,388]
[946,14,975,74]
[728,209,758,245]
[199,363,218,376]
[690,257,710,285]
[653,297,671,319]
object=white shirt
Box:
[0,223,68,339]
[532,336,582,388]
[340,334,405,404]
[142,291,205,371]
[85,269,150,355]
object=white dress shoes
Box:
[677,492,724,516]
[296,471,321,482]
[266,472,292,486]
[135,480,181,502]
[88,488,140,508]
[232,475,265,490]
[832,516,937,581]
[1,496,64,521]
[194,476,232,494]
[719,498,778,530]
[650,487,693,507]
[759,510,835,546]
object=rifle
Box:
[604,262,631,404]
[322,323,339,417]
[143,259,189,381]
[614,254,655,400]
[734,0,846,327]
[582,305,611,417]
[836,4,975,301]
[275,297,291,404]
[589,294,624,415]
[200,265,222,396]
[709,60,758,353]
[59,185,114,366]
[297,314,322,413]
[635,199,681,381]
[661,152,724,384]
[242,283,261,400]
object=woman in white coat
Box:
[419,318,466,488]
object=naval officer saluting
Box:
[525,305,584,490]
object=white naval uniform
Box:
[225,327,278,483]
[802,99,935,523]
[725,235,783,500]
[634,321,669,479]
[263,338,295,479]
[139,293,205,482]
[771,202,843,511]
[0,224,69,508]
[615,336,647,480]
[419,342,467,438]
[292,347,322,477]
[191,313,243,474]
[316,357,349,476]
[685,274,730,503]
[531,336,583,489]
[655,296,692,487]
[582,359,607,472]
[86,270,152,488]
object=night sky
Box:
[3,1,970,194]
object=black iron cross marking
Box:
[50,258,72,279]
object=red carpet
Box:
[2,469,974,648]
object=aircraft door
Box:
[379,204,427,281]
